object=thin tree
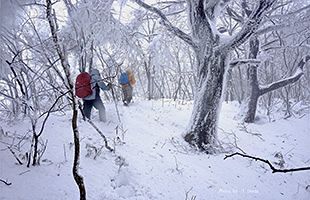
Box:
[46,0,86,199]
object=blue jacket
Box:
[83,69,109,100]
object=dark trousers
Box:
[122,84,133,104]
[83,98,106,122]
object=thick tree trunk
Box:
[244,66,260,123]
[244,36,260,123]
[184,52,226,152]
[134,0,276,151]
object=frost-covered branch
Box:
[220,0,276,50]
[204,0,230,20]
[224,152,310,173]
[268,4,310,19]
[229,59,261,68]
[260,56,310,95]
[256,24,288,35]
[133,0,196,48]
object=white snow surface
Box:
[0,100,309,200]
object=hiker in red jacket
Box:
[82,69,111,122]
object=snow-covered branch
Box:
[256,24,288,35]
[229,59,261,68]
[204,0,231,20]
[220,0,276,51]
[268,4,310,19]
[260,56,310,95]
[133,0,197,48]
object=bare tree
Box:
[134,0,276,151]
[46,0,86,199]
[244,36,310,123]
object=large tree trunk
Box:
[184,52,226,151]
[134,0,276,152]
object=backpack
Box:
[127,70,136,86]
[75,72,92,98]
[119,72,129,85]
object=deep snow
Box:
[0,99,309,200]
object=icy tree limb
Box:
[6,53,26,96]
[224,152,310,173]
[133,0,197,49]
[229,59,261,68]
[256,24,288,35]
[204,0,231,21]
[226,6,244,23]
[269,4,310,19]
[8,146,23,165]
[0,178,12,186]
[220,0,276,51]
[37,91,70,137]
[260,56,310,95]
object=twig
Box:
[87,120,114,152]
[224,152,310,173]
[0,178,12,186]
[78,101,114,152]
[238,123,265,141]
[63,144,67,162]
[7,146,23,165]
[19,170,31,176]
[218,127,246,154]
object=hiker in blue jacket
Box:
[119,69,136,106]
[83,69,111,122]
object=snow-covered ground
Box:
[0,99,309,200]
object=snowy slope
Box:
[0,100,309,200]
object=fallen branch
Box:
[0,178,12,186]
[77,101,114,152]
[224,152,310,173]
[87,120,114,152]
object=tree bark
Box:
[185,52,226,152]
[244,36,260,123]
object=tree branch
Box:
[133,0,197,49]
[37,91,70,137]
[220,0,276,51]
[8,146,23,165]
[77,101,114,152]
[229,59,261,68]
[260,55,310,95]
[224,152,310,173]
[0,178,12,186]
